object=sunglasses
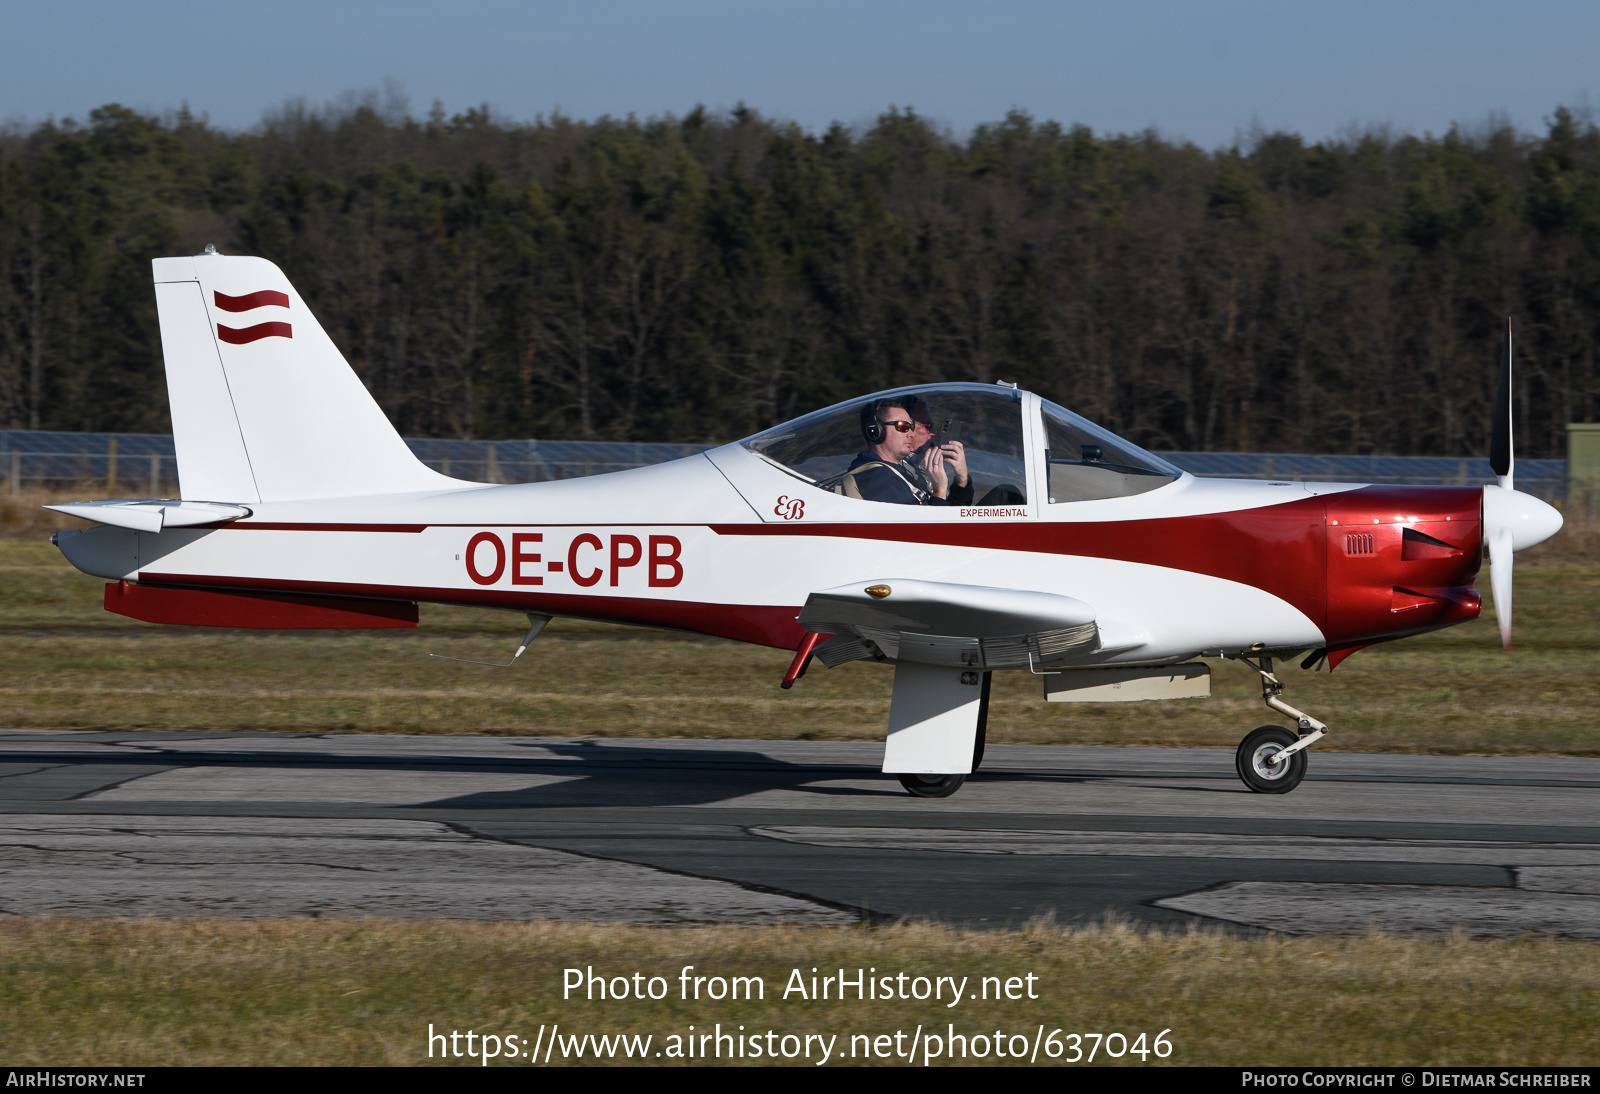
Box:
[880,418,934,434]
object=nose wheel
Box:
[1235,725,1308,793]
[1231,655,1327,794]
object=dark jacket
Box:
[846,450,974,506]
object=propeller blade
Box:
[1487,526,1513,649]
[1490,318,1513,490]
[1486,318,1518,649]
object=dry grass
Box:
[2,629,1598,753]
[0,484,101,540]
[1521,509,1600,564]
[0,918,1594,1066]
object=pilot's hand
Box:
[940,441,969,487]
[925,449,951,499]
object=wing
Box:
[797,578,1106,670]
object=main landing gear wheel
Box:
[1235,725,1308,794]
[898,773,967,798]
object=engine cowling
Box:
[1323,485,1483,661]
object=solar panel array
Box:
[1160,451,1566,499]
[0,430,1568,501]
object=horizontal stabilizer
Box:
[46,499,251,534]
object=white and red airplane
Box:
[49,250,1563,797]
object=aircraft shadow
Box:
[416,741,903,809]
[3,739,1215,810]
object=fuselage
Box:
[56,443,1485,669]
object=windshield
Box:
[1041,399,1180,503]
[742,383,1028,506]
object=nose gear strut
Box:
[1228,655,1328,793]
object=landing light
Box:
[865,585,892,598]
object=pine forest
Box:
[3,98,1600,457]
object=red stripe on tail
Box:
[218,321,292,344]
[214,289,289,312]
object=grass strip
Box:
[0,918,1595,1067]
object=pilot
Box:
[846,396,972,505]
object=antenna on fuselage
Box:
[430,612,552,667]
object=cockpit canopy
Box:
[743,383,1029,505]
[740,382,1179,506]
[1039,398,1180,503]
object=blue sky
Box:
[1,0,1594,147]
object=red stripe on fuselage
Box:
[226,522,427,532]
[715,485,1484,642]
[186,499,1331,636]
[106,581,417,629]
[135,571,808,649]
[223,523,707,532]
[715,495,1331,631]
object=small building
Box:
[1567,423,1600,518]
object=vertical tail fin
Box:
[153,250,455,502]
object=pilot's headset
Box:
[860,396,929,445]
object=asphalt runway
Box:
[2,729,1599,935]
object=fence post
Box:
[106,438,118,494]
[486,443,498,484]
[8,450,17,497]
[150,453,162,497]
